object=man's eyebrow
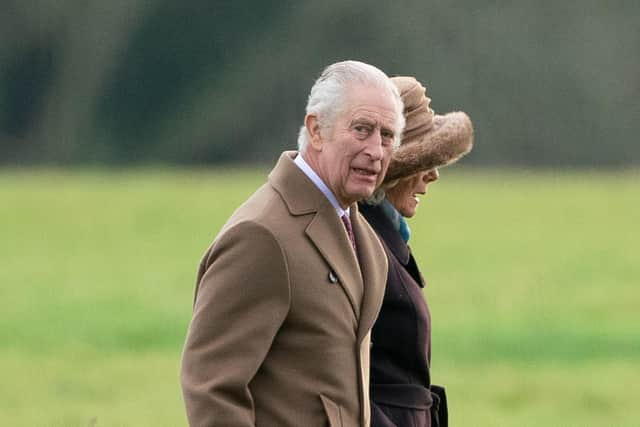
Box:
[350,117,376,126]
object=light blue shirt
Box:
[294,153,350,218]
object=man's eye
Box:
[353,126,370,137]
[381,131,394,144]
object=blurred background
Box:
[1,1,639,426]
[2,0,639,167]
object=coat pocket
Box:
[320,394,343,427]
[372,402,427,427]
[371,383,433,427]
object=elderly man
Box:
[180,60,405,427]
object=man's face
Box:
[311,84,399,208]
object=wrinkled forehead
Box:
[342,83,402,128]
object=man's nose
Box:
[365,133,384,160]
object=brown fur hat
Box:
[384,76,474,183]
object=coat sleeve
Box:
[180,221,291,427]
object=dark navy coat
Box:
[360,202,448,427]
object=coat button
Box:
[328,271,338,283]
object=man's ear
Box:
[304,114,323,151]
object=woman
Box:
[360,76,474,427]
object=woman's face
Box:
[385,169,439,218]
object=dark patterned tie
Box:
[341,213,356,252]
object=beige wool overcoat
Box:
[181,151,388,427]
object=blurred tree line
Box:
[1,0,638,167]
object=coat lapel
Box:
[351,204,387,343]
[306,204,363,319]
[269,151,363,321]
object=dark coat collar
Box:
[359,202,426,288]
[358,202,410,266]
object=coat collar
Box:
[269,151,386,338]
[358,202,410,265]
[268,151,322,216]
[359,202,426,288]
[269,151,362,319]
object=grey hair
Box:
[297,60,405,153]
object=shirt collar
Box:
[294,153,349,218]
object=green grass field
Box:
[1,168,638,426]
